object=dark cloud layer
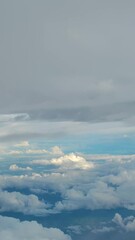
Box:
[0,0,135,123]
[28,101,135,122]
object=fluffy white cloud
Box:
[113,213,135,232]
[0,216,71,240]
[0,190,50,216]
[33,153,94,170]
[55,181,119,212]
[1,153,135,214]
[51,146,64,155]
[9,164,32,171]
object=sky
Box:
[0,0,135,147]
[0,1,135,240]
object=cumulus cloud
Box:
[33,153,94,170]
[113,213,135,232]
[51,146,64,155]
[0,190,50,216]
[1,153,135,215]
[54,181,119,212]
[9,164,32,171]
[0,216,71,240]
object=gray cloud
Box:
[0,0,135,123]
[28,101,135,123]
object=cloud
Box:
[1,153,135,215]
[92,226,114,234]
[14,141,30,147]
[8,150,23,155]
[0,113,30,122]
[0,145,62,156]
[51,146,64,155]
[26,149,48,154]
[113,213,135,232]
[83,154,135,162]
[0,190,51,216]
[54,181,119,212]
[25,146,63,155]
[9,164,32,171]
[0,116,135,147]
[0,215,71,240]
[0,0,135,127]
[33,153,94,170]
[67,225,82,235]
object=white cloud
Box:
[1,153,135,214]
[33,153,94,170]
[67,225,82,235]
[0,216,71,240]
[54,181,119,212]
[8,150,23,155]
[82,153,135,163]
[113,213,124,228]
[1,119,135,148]
[51,146,64,155]
[0,190,50,216]
[14,141,30,147]
[1,144,63,156]
[92,226,114,234]
[9,164,32,171]
[26,149,48,154]
[113,213,135,232]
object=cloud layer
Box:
[0,0,135,125]
[0,216,71,240]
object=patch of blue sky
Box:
[30,133,135,155]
